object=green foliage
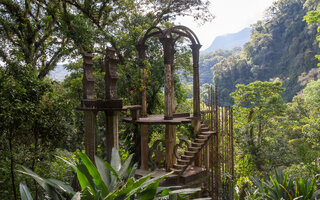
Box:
[199,47,241,87]
[302,80,320,109]
[232,80,320,194]
[139,0,213,24]
[210,0,320,103]
[231,81,285,108]
[0,65,75,199]
[288,80,320,159]
[19,149,199,200]
[232,81,286,172]
[19,183,33,200]
[284,163,320,180]
[235,155,257,179]
[301,115,320,146]
[232,79,320,187]
[0,0,71,79]
[304,8,320,65]
[251,169,320,200]
[0,65,49,132]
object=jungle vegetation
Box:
[200,0,320,105]
[1,0,320,199]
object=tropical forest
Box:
[2,0,320,199]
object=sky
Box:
[176,0,277,50]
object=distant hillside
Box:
[201,27,251,54]
[199,47,241,85]
[211,0,320,105]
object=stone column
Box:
[190,43,202,167]
[171,45,176,114]
[105,111,119,162]
[104,47,119,162]
[140,124,149,170]
[160,37,174,120]
[105,47,119,100]
[83,53,97,162]
[136,44,149,170]
[165,125,176,171]
[160,37,176,171]
[136,44,148,118]
[190,44,202,118]
[193,119,201,167]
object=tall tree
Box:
[0,64,74,199]
[231,81,286,171]
[0,0,74,79]
[304,3,320,64]
[140,0,213,25]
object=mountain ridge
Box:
[201,27,251,54]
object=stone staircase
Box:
[171,123,216,175]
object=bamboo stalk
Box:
[231,107,235,200]
[216,86,220,199]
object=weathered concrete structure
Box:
[79,26,235,199]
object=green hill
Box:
[201,27,251,54]
[208,0,320,105]
[199,47,241,85]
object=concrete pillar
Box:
[104,48,120,162]
[160,37,174,120]
[140,124,149,170]
[84,111,97,162]
[105,111,119,162]
[136,44,148,117]
[165,125,176,171]
[82,53,96,162]
[190,44,202,118]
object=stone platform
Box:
[123,113,195,125]
[135,166,210,187]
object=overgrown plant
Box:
[251,169,320,200]
[19,148,200,199]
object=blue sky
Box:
[176,0,277,50]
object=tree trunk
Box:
[247,108,262,171]
[258,122,262,145]
[32,127,39,200]
[9,131,17,200]
[247,108,254,147]
[258,107,262,146]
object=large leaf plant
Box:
[251,169,320,200]
[18,148,200,200]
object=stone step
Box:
[201,127,210,131]
[177,159,189,165]
[172,130,215,175]
[191,143,204,148]
[173,163,187,169]
[171,168,183,174]
[197,134,209,139]
[201,131,216,136]
[194,138,207,143]
[184,150,197,156]
[189,146,201,151]
[191,142,204,147]
[181,154,193,160]
[200,131,213,136]
[201,124,206,128]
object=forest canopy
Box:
[0,0,213,199]
[199,0,320,105]
[1,0,320,199]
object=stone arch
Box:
[136,25,201,119]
